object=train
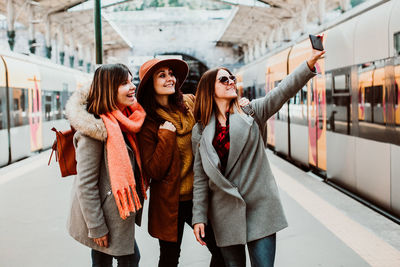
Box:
[236,0,400,219]
[0,50,91,166]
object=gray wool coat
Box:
[65,86,142,256]
[192,61,316,247]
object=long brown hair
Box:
[87,63,132,116]
[136,68,187,124]
[194,67,241,127]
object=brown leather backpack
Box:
[48,127,77,177]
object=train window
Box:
[395,32,400,56]
[300,85,307,105]
[54,92,62,120]
[364,85,384,124]
[12,88,28,127]
[333,74,349,93]
[326,73,332,91]
[61,91,69,119]
[43,92,52,121]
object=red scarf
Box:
[100,102,147,219]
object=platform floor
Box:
[0,149,400,267]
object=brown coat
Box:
[138,119,180,241]
[137,95,194,242]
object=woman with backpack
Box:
[135,58,225,267]
[65,63,147,267]
[191,48,325,267]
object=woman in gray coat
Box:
[66,64,147,267]
[191,48,325,267]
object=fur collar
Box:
[65,84,107,141]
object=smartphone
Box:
[309,34,324,51]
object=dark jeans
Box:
[91,240,140,267]
[158,200,225,267]
[220,234,276,267]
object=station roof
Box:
[217,0,342,45]
[0,0,131,50]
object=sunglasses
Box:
[218,75,237,85]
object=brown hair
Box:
[136,67,187,124]
[194,67,241,127]
[87,63,132,116]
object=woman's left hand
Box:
[239,97,250,107]
[306,49,326,71]
[193,223,207,246]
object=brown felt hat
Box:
[137,58,189,94]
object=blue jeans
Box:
[158,200,225,267]
[91,240,140,267]
[220,234,276,267]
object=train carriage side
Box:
[0,51,91,167]
[389,0,400,216]
[325,0,400,216]
[1,55,43,163]
[265,48,291,151]
[37,64,79,148]
[0,55,9,165]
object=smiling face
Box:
[214,69,237,101]
[152,67,176,96]
[116,73,136,110]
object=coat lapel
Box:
[201,114,221,170]
[199,115,243,199]
[225,111,252,176]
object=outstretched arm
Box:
[250,49,325,124]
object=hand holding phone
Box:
[309,34,324,51]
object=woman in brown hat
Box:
[136,58,225,267]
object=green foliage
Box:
[111,0,232,11]
[168,0,181,7]
[351,0,365,7]
[149,0,160,7]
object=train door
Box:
[265,67,275,147]
[4,55,42,161]
[308,60,327,171]
[0,56,10,166]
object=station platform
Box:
[0,149,400,267]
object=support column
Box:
[248,41,254,62]
[284,20,293,42]
[274,26,283,45]
[86,46,93,72]
[94,0,103,64]
[28,3,36,54]
[300,6,310,34]
[77,43,84,68]
[243,44,249,64]
[69,37,75,68]
[6,0,16,51]
[340,0,351,12]
[318,0,326,25]
[267,28,275,49]
[45,16,52,59]
[58,27,65,65]
[260,35,268,55]
[254,38,261,59]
